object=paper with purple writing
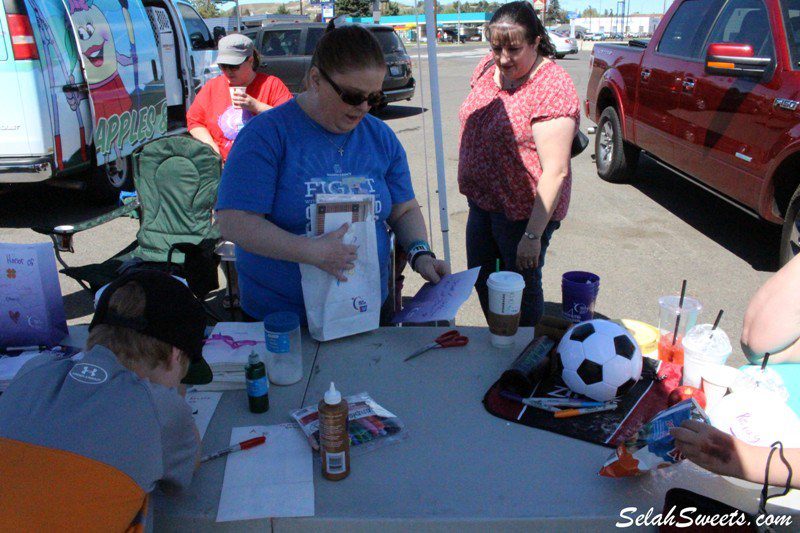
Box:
[392,267,480,324]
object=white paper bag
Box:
[0,242,68,349]
[300,194,380,341]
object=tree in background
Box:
[545,0,566,24]
[192,0,219,18]
[581,6,599,17]
[276,3,290,13]
[386,0,401,15]
[336,0,372,16]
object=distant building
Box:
[348,12,493,42]
[571,14,663,36]
[204,14,311,32]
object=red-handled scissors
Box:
[404,330,469,362]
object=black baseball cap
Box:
[90,270,213,385]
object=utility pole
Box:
[457,0,461,45]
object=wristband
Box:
[410,250,436,272]
[407,239,431,256]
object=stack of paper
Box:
[197,322,267,391]
[0,351,41,392]
[216,424,314,522]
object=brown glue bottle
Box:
[318,382,350,481]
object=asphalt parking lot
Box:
[0,44,781,366]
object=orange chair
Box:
[0,437,148,532]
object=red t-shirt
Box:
[458,54,579,221]
[186,73,292,161]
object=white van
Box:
[0,0,224,202]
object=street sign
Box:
[322,2,334,20]
[567,11,579,19]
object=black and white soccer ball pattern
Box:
[556,319,643,402]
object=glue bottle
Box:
[318,382,350,480]
[245,352,269,413]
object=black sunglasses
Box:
[317,67,385,107]
[219,63,243,72]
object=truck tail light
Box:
[7,14,39,60]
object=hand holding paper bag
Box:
[301,195,380,341]
[308,223,358,282]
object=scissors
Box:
[403,330,469,362]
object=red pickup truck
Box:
[586,0,800,264]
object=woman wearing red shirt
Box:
[187,34,292,162]
[458,2,579,327]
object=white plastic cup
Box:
[230,86,246,108]
[681,324,732,388]
[486,271,525,348]
[700,365,742,407]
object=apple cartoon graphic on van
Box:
[67,0,133,121]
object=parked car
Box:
[547,31,578,58]
[586,0,800,265]
[250,23,415,110]
[591,32,605,41]
[0,0,223,202]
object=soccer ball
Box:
[557,319,643,402]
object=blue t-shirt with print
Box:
[216,99,415,322]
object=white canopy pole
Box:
[422,2,451,264]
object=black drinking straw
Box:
[761,352,771,372]
[709,309,724,338]
[671,280,687,346]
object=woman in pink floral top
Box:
[458,1,579,327]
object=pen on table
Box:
[500,391,605,409]
[554,404,618,419]
[201,435,266,463]
[527,398,607,408]
[3,345,48,353]
[499,391,560,412]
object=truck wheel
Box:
[780,185,800,266]
[87,156,133,205]
[595,107,640,183]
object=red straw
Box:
[671,280,687,347]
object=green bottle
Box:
[245,352,269,413]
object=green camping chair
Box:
[34,135,236,309]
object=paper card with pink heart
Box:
[0,243,68,350]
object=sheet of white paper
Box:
[202,322,267,367]
[185,391,222,440]
[0,351,41,381]
[392,267,481,324]
[216,423,314,522]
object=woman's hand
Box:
[311,224,358,282]
[516,236,541,270]
[670,420,751,480]
[414,255,450,284]
[234,93,270,114]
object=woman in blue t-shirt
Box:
[216,23,449,322]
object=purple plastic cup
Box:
[561,271,600,323]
